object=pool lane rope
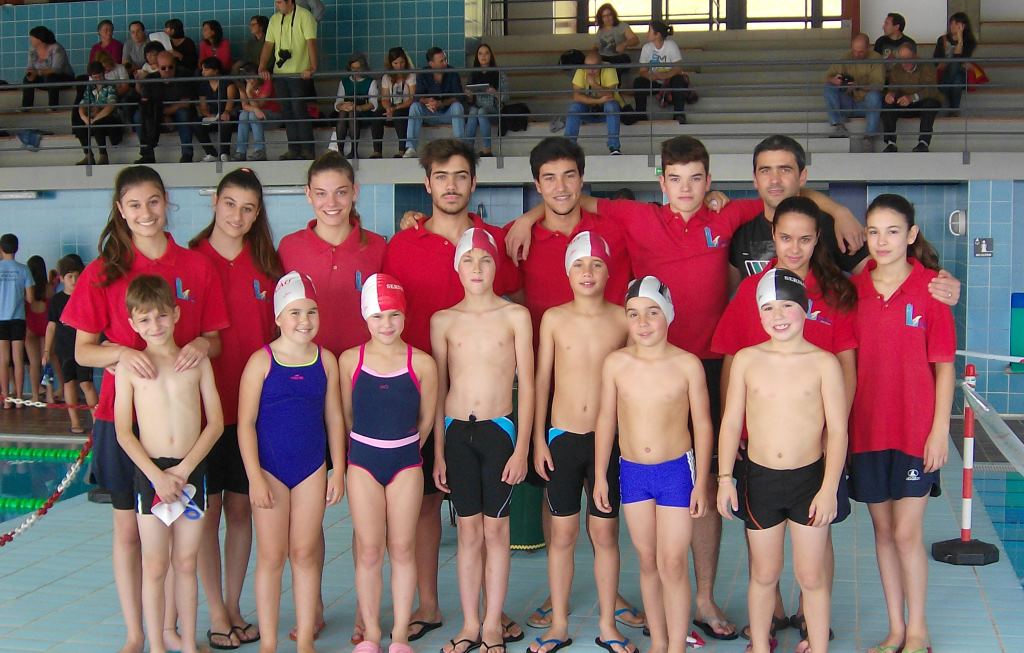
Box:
[0,437,92,548]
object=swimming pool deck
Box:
[1,444,1022,653]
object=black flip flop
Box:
[528,637,573,653]
[595,637,636,653]
[693,619,739,641]
[207,628,239,650]
[789,614,835,642]
[502,620,525,643]
[441,638,482,653]
[231,623,260,645]
[408,620,443,642]
[740,615,791,640]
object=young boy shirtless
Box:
[716,268,848,653]
[114,275,224,653]
[594,276,712,653]
[431,227,535,653]
[531,231,634,653]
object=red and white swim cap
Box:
[361,273,407,319]
[453,227,500,271]
[564,230,611,274]
[273,271,318,317]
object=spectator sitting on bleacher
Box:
[200,20,232,73]
[123,21,148,74]
[234,15,269,74]
[164,19,199,73]
[595,3,639,66]
[72,61,121,166]
[258,0,318,160]
[90,20,123,65]
[632,20,690,125]
[135,51,201,163]
[196,57,239,162]
[564,50,622,155]
[882,43,943,153]
[135,41,164,80]
[823,33,883,146]
[934,12,977,112]
[22,26,74,110]
[95,52,131,96]
[874,12,914,60]
[381,47,416,158]
[232,63,281,161]
[406,47,465,158]
[334,53,384,159]
[465,44,507,158]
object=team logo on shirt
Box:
[289,374,305,382]
[703,227,721,248]
[253,280,267,301]
[905,304,923,328]
[805,299,833,326]
[745,260,770,276]
[174,278,193,302]
[906,468,921,481]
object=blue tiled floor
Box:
[1,446,1023,652]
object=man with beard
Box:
[380,138,521,645]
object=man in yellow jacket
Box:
[824,33,884,147]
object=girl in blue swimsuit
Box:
[237,271,346,652]
[340,273,437,653]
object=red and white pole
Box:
[960,364,977,542]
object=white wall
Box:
[861,0,948,42]
[982,0,1024,21]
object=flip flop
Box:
[692,618,739,641]
[289,620,326,642]
[528,637,573,653]
[687,631,706,649]
[351,623,366,645]
[613,607,645,629]
[441,638,482,653]
[502,619,524,643]
[231,623,260,645]
[481,643,506,653]
[902,648,930,653]
[526,607,553,629]
[867,647,902,653]
[408,620,444,642]
[789,614,835,642]
[354,642,384,653]
[69,426,86,434]
[207,629,239,650]
[594,637,636,653]
[740,616,790,640]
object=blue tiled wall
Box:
[0,0,466,82]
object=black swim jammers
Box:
[443,414,516,518]
[545,427,620,518]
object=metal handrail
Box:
[2,55,1020,170]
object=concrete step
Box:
[979,22,1024,44]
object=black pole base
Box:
[931,538,1000,566]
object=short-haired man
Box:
[823,33,883,148]
[564,51,623,156]
[881,43,943,153]
[874,12,915,60]
[234,15,269,73]
[406,48,466,158]
[135,51,200,163]
[259,0,318,160]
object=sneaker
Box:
[279,149,302,160]
[179,153,194,163]
[248,150,267,161]
[609,148,622,155]
[549,117,566,133]
[135,155,156,164]
[829,123,849,138]
[75,155,94,166]
[402,147,417,158]
[220,153,230,162]
[201,154,218,162]
[674,113,687,124]
[230,152,247,162]
[368,152,382,159]
[913,141,930,153]
[96,153,109,165]
[299,148,315,160]
[883,142,897,153]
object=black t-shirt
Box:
[728,211,868,280]
[142,72,195,105]
[47,291,77,363]
[874,34,916,59]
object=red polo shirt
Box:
[711,262,857,357]
[193,240,277,424]
[596,197,763,358]
[61,234,230,422]
[503,209,631,341]
[278,219,386,356]
[382,214,520,354]
[850,259,955,457]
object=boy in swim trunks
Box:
[531,231,634,653]
[717,269,848,653]
[431,227,534,653]
[593,276,712,653]
[114,275,224,653]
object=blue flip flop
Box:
[526,607,553,628]
[614,607,644,629]
[529,637,573,653]
[594,637,635,653]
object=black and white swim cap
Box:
[625,275,674,324]
[755,268,808,310]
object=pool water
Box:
[975,469,1024,586]
[0,452,93,524]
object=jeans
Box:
[138,102,197,159]
[564,101,620,150]
[823,85,882,135]
[466,105,497,150]
[940,61,967,109]
[236,110,279,153]
[407,101,465,150]
[273,76,315,154]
